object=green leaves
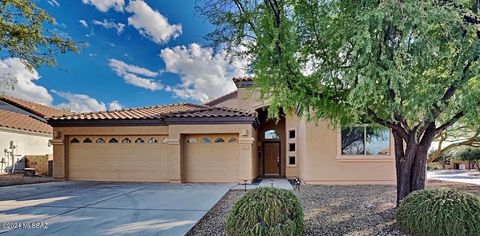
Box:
[200,0,480,134]
[0,0,79,70]
[396,188,480,236]
[226,187,304,236]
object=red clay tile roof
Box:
[0,110,52,134]
[0,95,70,118]
[232,76,253,82]
[204,90,238,106]
[49,103,256,123]
[166,106,256,118]
[49,103,206,120]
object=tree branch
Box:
[367,109,409,141]
[233,0,256,32]
[435,111,466,135]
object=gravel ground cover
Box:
[187,180,480,236]
[0,173,57,187]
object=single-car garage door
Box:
[68,136,169,182]
[184,134,239,182]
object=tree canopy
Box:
[0,0,78,70]
[199,0,480,203]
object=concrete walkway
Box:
[427,170,480,185]
[231,178,293,190]
[0,181,234,236]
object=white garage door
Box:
[184,134,239,182]
[68,136,169,182]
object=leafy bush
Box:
[396,188,480,236]
[226,187,304,236]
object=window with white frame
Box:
[341,125,390,156]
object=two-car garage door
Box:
[67,134,240,182]
[68,136,169,182]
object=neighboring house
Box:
[0,95,67,173]
[48,77,396,184]
[444,160,477,170]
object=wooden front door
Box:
[264,142,280,176]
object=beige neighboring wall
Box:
[301,120,396,184]
[0,127,52,173]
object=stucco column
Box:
[167,137,183,183]
[239,127,255,183]
[49,137,65,179]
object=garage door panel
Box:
[184,134,239,182]
[68,136,168,182]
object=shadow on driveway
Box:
[0,181,234,236]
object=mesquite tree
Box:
[0,0,78,70]
[199,0,480,204]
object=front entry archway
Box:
[257,107,286,177]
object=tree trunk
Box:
[393,126,436,206]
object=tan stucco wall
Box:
[0,127,52,173]
[216,86,396,185]
[214,96,239,109]
[285,115,300,178]
[301,120,396,184]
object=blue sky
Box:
[0,0,246,112]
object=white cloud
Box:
[93,19,125,34]
[79,19,89,28]
[0,58,53,105]
[109,58,158,77]
[82,0,124,12]
[109,101,122,110]
[51,90,107,112]
[126,0,182,44]
[48,0,60,7]
[160,43,247,102]
[108,58,163,91]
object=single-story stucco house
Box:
[48,77,396,184]
[0,95,68,173]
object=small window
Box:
[161,138,168,144]
[70,138,80,143]
[288,129,296,139]
[288,156,296,165]
[83,138,93,143]
[148,138,158,144]
[122,138,131,143]
[187,138,197,144]
[264,130,280,140]
[228,137,238,143]
[135,138,145,143]
[95,138,105,144]
[215,137,225,143]
[289,143,296,152]
[201,137,211,143]
[109,138,118,143]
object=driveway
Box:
[427,170,480,185]
[0,181,234,236]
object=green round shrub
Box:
[396,188,480,236]
[226,187,304,236]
